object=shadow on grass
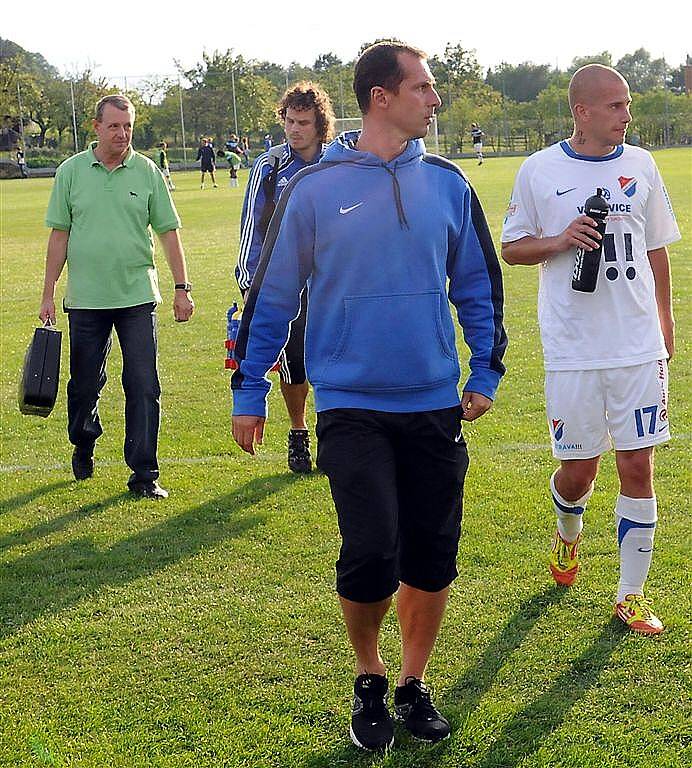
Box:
[0,473,298,639]
[473,622,625,768]
[0,480,73,516]
[300,585,568,768]
[0,492,129,553]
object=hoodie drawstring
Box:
[383,165,410,230]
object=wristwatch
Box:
[175,282,192,292]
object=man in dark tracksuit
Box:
[235,82,335,473]
[196,138,217,188]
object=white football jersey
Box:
[502,141,680,371]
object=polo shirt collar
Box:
[89,141,134,167]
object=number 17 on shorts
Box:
[545,359,670,458]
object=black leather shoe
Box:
[128,480,169,499]
[71,447,94,480]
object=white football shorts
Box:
[545,359,670,459]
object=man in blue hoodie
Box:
[231,42,507,751]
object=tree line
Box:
[1,37,690,165]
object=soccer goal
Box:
[333,116,440,155]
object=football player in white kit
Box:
[501,64,680,634]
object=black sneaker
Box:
[287,429,312,474]
[71,446,94,480]
[394,676,450,743]
[128,480,169,499]
[350,674,394,752]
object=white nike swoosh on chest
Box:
[339,202,364,214]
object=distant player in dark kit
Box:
[196,137,217,189]
[470,122,484,164]
[17,147,29,178]
[158,141,175,191]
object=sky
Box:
[4,0,689,88]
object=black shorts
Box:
[278,289,307,385]
[201,162,215,172]
[316,406,469,603]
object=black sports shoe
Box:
[71,446,94,480]
[287,429,312,473]
[394,676,450,743]
[128,480,169,499]
[350,674,394,751]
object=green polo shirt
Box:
[45,142,181,309]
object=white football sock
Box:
[551,470,592,542]
[616,494,657,603]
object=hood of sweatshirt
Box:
[322,131,426,166]
[321,131,427,229]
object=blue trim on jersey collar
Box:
[560,140,624,162]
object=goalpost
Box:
[333,116,440,155]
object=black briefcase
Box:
[18,323,62,417]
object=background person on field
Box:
[235,82,335,474]
[17,146,29,178]
[501,64,680,635]
[217,147,242,187]
[39,94,195,499]
[158,140,175,191]
[240,135,250,166]
[470,122,484,164]
[196,137,217,188]
[231,42,506,751]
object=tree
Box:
[0,40,60,146]
[444,81,502,152]
[179,51,278,140]
[616,48,668,93]
[535,84,571,143]
[568,52,613,74]
[66,68,112,150]
[631,90,692,145]
[486,62,552,102]
[314,53,342,72]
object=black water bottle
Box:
[571,188,609,293]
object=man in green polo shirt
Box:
[39,94,194,499]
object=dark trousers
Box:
[317,406,469,602]
[67,303,160,484]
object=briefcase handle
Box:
[43,318,58,331]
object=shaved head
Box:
[568,64,629,113]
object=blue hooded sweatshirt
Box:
[232,132,507,417]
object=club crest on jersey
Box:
[552,419,564,442]
[618,176,637,197]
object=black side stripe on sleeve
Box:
[234,161,339,365]
[423,154,508,376]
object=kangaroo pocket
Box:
[314,291,459,391]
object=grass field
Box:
[1,151,690,768]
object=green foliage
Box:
[2,37,689,155]
[631,91,692,146]
[179,50,278,140]
[486,62,553,102]
[0,152,690,766]
[568,52,613,74]
[616,48,668,93]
